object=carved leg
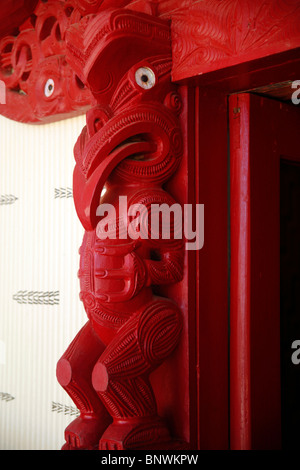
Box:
[91,299,182,450]
[56,321,112,450]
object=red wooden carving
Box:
[156,0,300,82]
[0,1,38,38]
[56,8,188,450]
[0,1,162,123]
[3,1,299,123]
[0,0,93,123]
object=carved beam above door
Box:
[157,0,300,82]
[1,0,300,122]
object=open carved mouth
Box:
[108,134,157,162]
[74,132,158,231]
[74,101,178,231]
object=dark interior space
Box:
[280,160,300,449]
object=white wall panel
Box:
[0,114,87,449]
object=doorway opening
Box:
[280,160,300,449]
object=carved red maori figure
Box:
[56,8,187,450]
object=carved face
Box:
[67,9,183,230]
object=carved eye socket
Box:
[135,67,156,90]
[44,78,55,97]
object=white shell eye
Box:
[135,67,156,89]
[44,78,55,97]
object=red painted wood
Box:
[2,0,300,123]
[229,93,300,449]
[0,1,38,38]
[56,8,191,451]
[229,94,251,450]
[0,0,93,123]
[0,0,299,452]
[196,87,229,450]
[157,0,300,82]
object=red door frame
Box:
[228,93,300,449]
[188,48,300,449]
[229,93,252,450]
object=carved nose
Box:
[86,106,112,138]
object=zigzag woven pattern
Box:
[54,188,73,199]
[0,194,18,205]
[51,401,79,416]
[0,392,15,402]
[12,291,59,305]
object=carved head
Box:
[66,9,183,230]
